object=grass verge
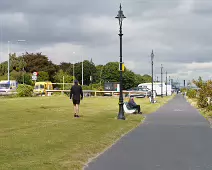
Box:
[0,95,174,170]
[186,97,212,120]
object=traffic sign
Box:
[32,75,37,81]
[33,72,38,76]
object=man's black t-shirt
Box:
[70,85,83,100]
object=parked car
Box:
[125,87,151,98]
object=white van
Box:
[138,82,172,96]
[0,80,18,95]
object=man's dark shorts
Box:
[73,99,80,105]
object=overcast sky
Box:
[0,0,212,85]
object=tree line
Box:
[0,52,152,90]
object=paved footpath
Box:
[85,95,212,170]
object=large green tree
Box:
[0,62,7,76]
[59,62,72,73]
[95,65,104,85]
[54,70,73,83]
[123,69,137,89]
[101,62,145,89]
[72,60,97,85]
[102,62,120,82]
[53,69,74,90]
[23,52,58,81]
[134,74,145,85]
[141,74,152,83]
[37,71,49,82]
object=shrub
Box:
[81,84,103,90]
[197,93,208,108]
[206,105,212,112]
[16,84,33,97]
[192,78,212,109]
[181,88,187,93]
[91,84,104,91]
[82,85,91,90]
[187,89,197,98]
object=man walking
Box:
[70,80,83,117]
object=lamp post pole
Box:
[7,41,10,81]
[17,40,26,84]
[73,62,75,84]
[7,40,26,82]
[166,71,168,96]
[73,52,75,84]
[161,64,163,98]
[151,50,154,103]
[82,56,84,86]
[116,4,126,120]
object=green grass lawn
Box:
[0,95,174,170]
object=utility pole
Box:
[161,64,163,98]
[166,71,167,96]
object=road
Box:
[84,94,212,170]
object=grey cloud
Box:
[0,0,212,82]
[0,0,118,46]
[192,0,212,15]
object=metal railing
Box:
[46,90,150,97]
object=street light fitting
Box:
[115,3,126,27]
[151,49,154,61]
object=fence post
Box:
[63,76,64,90]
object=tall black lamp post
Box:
[151,50,154,103]
[116,4,126,120]
[161,64,163,98]
[166,71,168,96]
[169,76,171,85]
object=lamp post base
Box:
[117,114,125,120]
[117,103,125,120]
[151,97,155,104]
